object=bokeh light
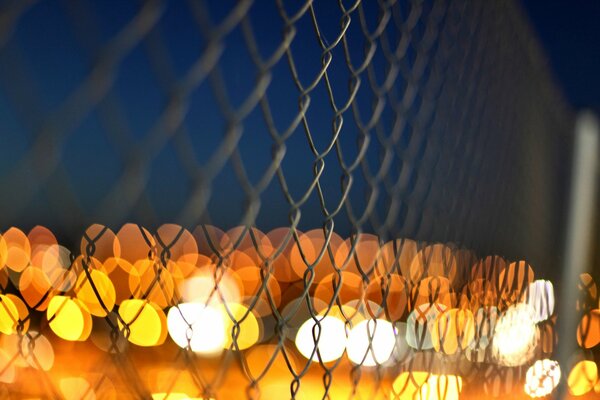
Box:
[118,299,167,347]
[346,319,395,366]
[47,295,92,341]
[75,269,116,317]
[167,302,225,355]
[524,359,560,398]
[295,315,347,363]
[492,304,539,366]
[418,374,463,400]
[568,360,598,396]
[524,279,555,323]
[221,303,260,351]
[0,295,18,334]
[0,223,587,398]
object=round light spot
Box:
[118,299,167,347]
[419,374,463,400]
[75,269,116,317]
[81,224,116,262]
[47,296,92,341]
[568,360,598,396]
[295,316,347,363]
[347,319,395,366]
[524,280,555,323]
[390,371,429,399]
[492,304,538,366]
[577,309,600,348]
[431,308,475,355]
[0,295,18,334]
[3,227,31,272]
[221,303,260,351]
[113,224,155,263]
[179,267,241,306]
[6,294,29,333]
[167,303,225,355]
[525,359,560,398]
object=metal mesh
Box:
[0,0,574,399]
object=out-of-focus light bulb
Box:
[418,374,463,400]
[524,359,560,398]
[346,319,395,366]
[492,304,538,366]
[295,316,347,363]
[167,303,225,355]
[568,360,598,396]
[524,280,555,323]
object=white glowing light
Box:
[524,280,555,323]
[524,359,561,398]
[295,316,347,363]
[347,319,396,366]
[167,303,225,355]
[179,270,241,306]
[492,304,538,366]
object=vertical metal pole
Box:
[557,112,599,398]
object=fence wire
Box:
[0,0,576,399]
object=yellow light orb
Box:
[47,295,92,341]
[524,359,560,398]
[346,319,395,366]
[431,308,475,355]
[118,299,167,347]
[221,303,260,351]
[295,315,347,363]
[568,360,598,396]
[492,304,538,366]
[75,269,116,317]
[391,371,429,399]
[0,295,19,334]
[418,374,463,400]
[167,303,225,355]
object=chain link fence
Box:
[0,0,576,398]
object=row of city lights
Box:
[0,224,598,398]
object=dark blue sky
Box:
[0,0,590,251]
[0,0,390,237]
[521,0,600,110]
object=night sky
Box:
[0,0,594,251]
[521,0,600,111]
